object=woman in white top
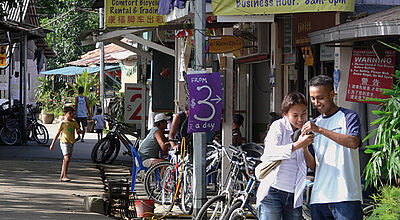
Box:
[257,92,316,220]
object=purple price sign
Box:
[187,72,222,133]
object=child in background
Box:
[92,108,105,140]
[50,106,81,182]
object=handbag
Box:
[255,129,301,181]
[255,160,282,180]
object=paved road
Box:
[0,122,132,219]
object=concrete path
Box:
[0,122,113,219]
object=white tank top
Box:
[76,96,87,117]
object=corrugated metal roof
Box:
[40,65,120,75]
[3,0,30,23]
[309,6,400,44]
[68,39,136,66]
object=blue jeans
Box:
[311,201,363,220]
[258,187,302,220]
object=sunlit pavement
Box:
[0,123,113,219]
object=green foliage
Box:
[35,76,74,114]
[363,68,400,188]
[36,0,98,69]
[366,186,400,220]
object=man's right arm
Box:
[154,130,170,158]
[168,113,180,149]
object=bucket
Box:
[135,199,155,217]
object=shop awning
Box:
[40,65,119,76]
[309,6,400,45]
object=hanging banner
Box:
[212,0,354,15]
[0,45,7,67]
[188,72,223,133]
[346,50,395,105]
[105,0,165,27]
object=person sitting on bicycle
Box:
[168,105,189,150]
[138,113,171,168]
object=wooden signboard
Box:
[208,36,244,54]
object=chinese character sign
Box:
[0,45,7,67]
[105,0,165,27]
[346,50,395,105]
[188,72,223,133]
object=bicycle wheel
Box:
[160,163,177,208]
[180,165,193,215]
[224,201,248,220]
[33,124,49,144]
[195,194,229,220]
[0,127,19,145]
[206,169,221,195]
[91,136,120,164]
[144,161,175,204]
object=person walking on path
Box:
[75,86,89,142]
[49,106,81,182]
[92,108,105,141]
[301,75,363,220]
[257,92,315,220]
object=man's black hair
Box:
[309,75,334,91]
[97,108,102,114]
[63,106,74,114]
[233,114,244,127]
[78,86,84,94]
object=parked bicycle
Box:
[26,104,49,144]
[195,141,262,220]
[0,101,20,145]
[91,113,141,164]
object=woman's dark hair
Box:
[78,86,84,94]
[233,114,244,127]
[309,75,333,91]
[281,92,307,114]
[63,106,74,114]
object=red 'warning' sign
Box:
[346,49,395,105]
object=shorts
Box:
[142,158,157,168]
[96,129,103,133]
[60,143,74,157]
[76,117,88,128]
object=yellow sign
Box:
[105,0,165,27]
[208,36,244,54]
[0,45,7,67]
[212,0,355,15]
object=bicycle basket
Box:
[239,142,264,158]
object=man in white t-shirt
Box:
[302,75,363,220]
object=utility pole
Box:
[99,8,105,112]
[192,0,206,217]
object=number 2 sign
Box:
[188,72,223,133]
[124,83,144,124]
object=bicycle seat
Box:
[240,142,264,158]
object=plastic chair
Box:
[130,145,148,192]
